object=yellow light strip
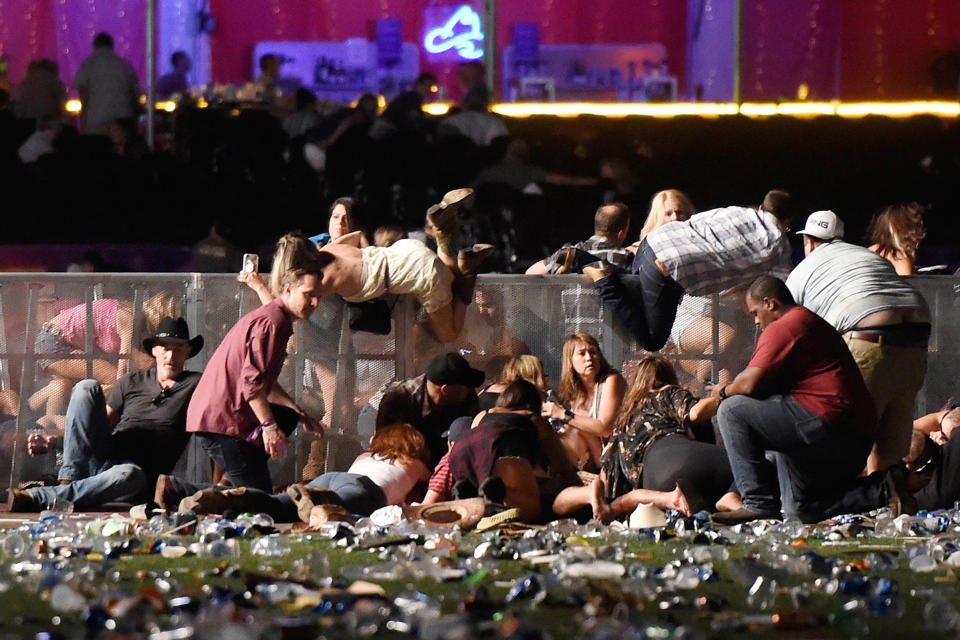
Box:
[774,102,838,116]
[446,101,960,119]
[492,102,740,118]
[835,101,960,117]
[62,99,960,120]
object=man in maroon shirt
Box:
[711,275,914,524]
[171,264,325,499]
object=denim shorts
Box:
[34,325,76,370]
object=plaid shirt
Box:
[427,452,454,500]
[645,206,792,295]
[543,235,633,272]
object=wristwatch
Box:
[719,386,728,400]
[563,408,574,423]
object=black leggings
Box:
[641,435,735,506]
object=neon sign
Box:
[424,5,484,60]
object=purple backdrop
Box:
[0,0,146,89]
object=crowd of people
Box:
[3,31,956,529]
[7,172,954,533]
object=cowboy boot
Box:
[301,439,326,483]
[178,486,257,515]
[427,203,460,258]
[427,188,473,258]
[457,243,494,274]
[287,483,345,523]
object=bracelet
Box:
[260,417,278,432]
[563,408,574,423]
[719,386,728,400]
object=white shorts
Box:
[344,239,453,314]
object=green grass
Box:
[1,527,959,638]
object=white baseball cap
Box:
[797,210,844,241]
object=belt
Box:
[846,326,929,348]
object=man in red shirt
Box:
[711,275,914,524]
[157,261,326,507]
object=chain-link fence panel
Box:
[0,272,954,496]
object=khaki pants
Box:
[844,336,927,470]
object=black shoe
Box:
[710,507,780,526]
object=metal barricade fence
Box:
[0,273,954,493]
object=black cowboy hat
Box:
[142,317,204,358]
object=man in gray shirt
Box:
[74,32,140,134]
[786,210,930,475]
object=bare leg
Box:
[426,302,466,344]
[715,491,743,512]
[46,358,119,387]
[610,484,692,516]
[552,485,594,516]
[588,475,614,523]
[558,428,602,472]
[678,317,735,384]
[28,376,72,415]
[0,389,19,415]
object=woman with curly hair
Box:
[867,202,927,276]
[541,333,625,471]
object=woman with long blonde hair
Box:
[541,333,625,471]
[634,188,696,245]
[553,355,736,522]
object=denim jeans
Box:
[593,240,684,351]
[206,472,386,522]
[718,393,881,523]
[180,404,302,495]
[29,463,147,510]
[59,379,115,481]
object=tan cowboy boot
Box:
[427,188,473,258]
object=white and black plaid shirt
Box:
[645,206,792,295]
[543,235,633,272]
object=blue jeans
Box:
[592,240,684,351]
[718,394,881,523]
[169,405,303,497]
[29,463,146,510]
[59,379,115,482]
[28,379,150,509]
[215,472,386,522]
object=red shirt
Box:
[187,298,293,438]
[748,306,876,435]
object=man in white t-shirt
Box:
[786,210,930,474]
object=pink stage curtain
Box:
[0,0,146,90]
[0,0,56,83]
[742,0,960,101]
[741,0,842,101]
[840,0,960,100]
[52,0,147,91]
